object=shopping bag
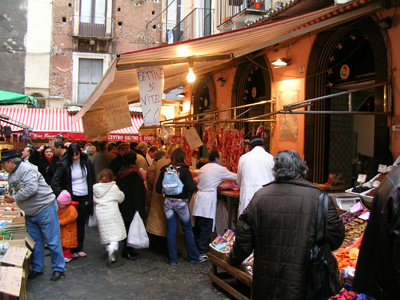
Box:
[88,207,97,227]
[127,211,149,249]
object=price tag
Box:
[378,164,387,173]
[357,174,367,184]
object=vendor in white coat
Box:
[237,135,274,216]
[192,151,237,256]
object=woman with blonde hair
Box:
[146,143,180,256]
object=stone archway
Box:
[305,16,391,184]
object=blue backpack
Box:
[162,165,184,195]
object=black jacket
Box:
[109,154,124,176]
[228,179,345,300]
[156,164,196,200]
[51,153,96,214]
[28,150,59,186]
[116,168,146,222]
[353,166,400,300]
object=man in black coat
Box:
[228,150,344,300]
[353,165,400,299]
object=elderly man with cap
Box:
[1,149,65,281]
[237,135,274,216]
[109,143,130,176]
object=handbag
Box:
[307,192,344,299]
[127,211,149,249]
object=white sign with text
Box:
[137,67,164,126]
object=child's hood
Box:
[93,181,115,198]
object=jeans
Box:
[193,216,213,254]
[25,201,65,273]
[164,199,200,265]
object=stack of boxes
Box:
[0,201,34,300]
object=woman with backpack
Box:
[156,147,206,266]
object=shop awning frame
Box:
[73,0,381,125]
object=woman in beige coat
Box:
[146,144,180,255]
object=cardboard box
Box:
[0,234,34,300]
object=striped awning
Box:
[0,107,143,140]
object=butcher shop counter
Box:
[208,248,252,300]
[218,190,240,230]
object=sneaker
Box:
[107,249,116,266]
[64,257,72,263]
[198,254,208,263]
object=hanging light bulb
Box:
[186,62,196,83]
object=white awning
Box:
[73,0,380,123]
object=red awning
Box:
[0,107,143,140]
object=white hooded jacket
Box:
[93,181,126,244]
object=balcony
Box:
[217,0,272,32]
[79,15,107,38]
[170,7,214,43]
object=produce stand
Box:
[208,248,252,300]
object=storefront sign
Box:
[82,109,109,139]
[103,96,132,132]
[340,64,350,80]
[137,67,164,127]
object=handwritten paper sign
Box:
[103,96,132,132]
[82,109,109,139]
[137,67,164,127]
[183,128,203,150]
[0,266,23,297]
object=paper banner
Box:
[82,109,109,139]
[137,67,164,126]
[183,128,203,150]
[103,95,132,132]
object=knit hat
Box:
[57,190,71,205]
[250,135,265,148]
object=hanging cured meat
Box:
[202,126,245,173]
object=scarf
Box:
[118,165,144,181]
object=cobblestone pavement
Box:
[27,226,230,300]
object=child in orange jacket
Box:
[57,190,78,263]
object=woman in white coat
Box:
[93,168,126,266]
[192,151,237,256]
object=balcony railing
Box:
[217,0,273,28]
[79,15,107,38]
[170,7,214,43]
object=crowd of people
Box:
[2,135,398,300]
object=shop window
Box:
[77,58,103,104]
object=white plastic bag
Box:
[127,211,149,249]
[88,207,97,227]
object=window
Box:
[204,0,212,37]
[72,52,110,104]
[30,93,46,108]
[79,0,107,37]
[77,58,103,104]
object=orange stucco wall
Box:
[268,37,316,159]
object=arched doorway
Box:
[232,56,272,151]
[305,16,392,184]
[192,76,216,158]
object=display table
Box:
[218,190,240,229]
[208,250,252,300]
